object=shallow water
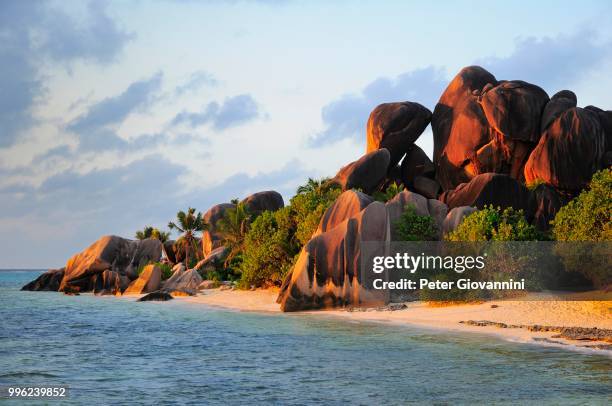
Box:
[1,271,610,405]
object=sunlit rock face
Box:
[540,90,577,132]
[92,269,125,296]
[524,107,606,192]
[57,236,162,293]
[21,268,65,291]
[439,172,532,214]
[315,190,374,235]
[432,66,498,190]
[277,190,448,312]
[332,148,391,194]
[432,66,549,190]
[124,264,162,295]
[366,102,432,168]
[162,268,202,296]
[277,201,389,312]
[241,190,284,215]
[201,203,235,257]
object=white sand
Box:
[177,288,612,353]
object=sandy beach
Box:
[179,288,612,353]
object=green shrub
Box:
[237,178,340,289]
[240,208,299,288]
[290,180,341,246]
[158,262,173,280]
[551,169,612,288]
[395,204,438,241]
[373,182,404,202]
[551,168,612,242]
[446,205,544,242]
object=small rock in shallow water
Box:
[138,291,173,301]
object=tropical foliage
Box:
[168,207,207,267]
[394,204,438,241]
[216,202,253,268]
[135,226,170,242]
[373,181,404,202]
[239,208,299,288]
[551,168,612,242]
[446,206,544,242]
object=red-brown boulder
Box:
[432,66,498,190]
[400,145,435,186]
[524,107,606,192]
[277,202,389,312]
[432,66,549,190]
[241,190,284,215]
[332,148,390,194]
[366,102,432,167]
[201,203,235,257]
[21,268,65,291]
[439,173,532,214]
[58,236,162,293]
[316,190,374,235]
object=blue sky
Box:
[1,0,611,268]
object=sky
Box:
[1,0,611,268]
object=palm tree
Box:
[168,208,207,267]
[216,202,252,267]
[135,226,170,243]
[296,177,333,196]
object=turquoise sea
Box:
[1,270,610,405]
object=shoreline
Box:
[177,288,612,355]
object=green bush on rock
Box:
[238,178,340,288]
[395,204,437,241]
[446,205,544,242]
[551,168,612,242]
[239,208,299,288]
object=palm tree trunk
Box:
[185,237,191,268]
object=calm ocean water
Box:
[1,271,610,405]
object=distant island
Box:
[23,66,611,330]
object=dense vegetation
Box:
[394,204,437,241]
[446,206,544,242]
[239,179,340,288]
[134,169,610,291]
[551,168,612,242]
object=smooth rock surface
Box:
[332,149,391,194]
[366,101,432,167]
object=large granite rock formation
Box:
[163,240,177,264]
[332,149,391,194]
[366,102,432,167]
[92,270,124,296]
[277,201,389,312]
[315,190,374,235]
[124,264,162,295]
[57,236,162,293]
[524,107,606,192]
[201,203,235,257]
[432,66,549,190]
[241,190,284,215]
[400,145,435,186]
[277,189,448,312]
[439,172,532,214]
[162,268,203,296]
[541,90,577,132]
[21,268,65,291]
